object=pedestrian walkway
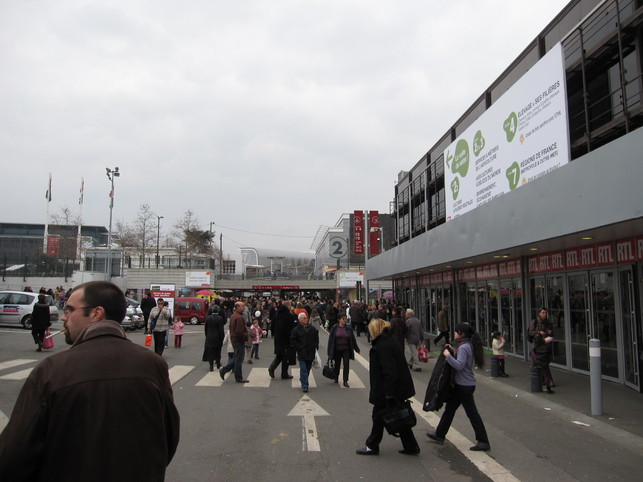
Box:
[475,354,643,441]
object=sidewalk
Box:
[471,352,643,439]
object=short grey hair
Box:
[298,312,308,321]
[405,308,415,316]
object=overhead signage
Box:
[353,211,364,255]
[445,42,569,220]
[329,237,348,259]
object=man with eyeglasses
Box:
[0,281,180,481]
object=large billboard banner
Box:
[444,43,569,220]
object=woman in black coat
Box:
[327,314,360,387]
[202,306,225,371]
[356,318,420,456]
[31,294,51,352]
[268,301,297,379]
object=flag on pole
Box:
[45,173,52,202]
[79,178,84,205]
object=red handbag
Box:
[145,334,153,347]
[418,346,429,363]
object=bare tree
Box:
[114,204,156,267]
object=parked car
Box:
[122,298,145,331]
[0,291,59,329]
[174,297,208,324]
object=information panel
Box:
[445,43,569,220]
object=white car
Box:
[0,291,60,329]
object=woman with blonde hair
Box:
[356,318,420,456]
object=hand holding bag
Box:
[380,400,417,436]
[418,345,429,363]
[322,359,337,380]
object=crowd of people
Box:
[5,284,560,475]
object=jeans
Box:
[298,359,313,389]
[435,384,489,445]
[232,341,245,381]
[174,335,182,348]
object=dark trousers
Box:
[31,329,46,347]
[434,331,450,346]
[269,349,291,377]
[333,349,351,383]
[435,384,489,444]
[153,331,167,356]
[232,341,245,380]
[366,402,419,451]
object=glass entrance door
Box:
[620,268,640,389]
[591,271,617,379]
[569,273,590,371]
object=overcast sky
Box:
[1,0,569,254]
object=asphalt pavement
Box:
[1,323,642,481]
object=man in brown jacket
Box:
[220,300,249,383]
[0,281,180,481]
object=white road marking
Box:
[168,365,194,385]
[244,367,271,388]
[288,396,330,452]
[0,368,33,380]
[196,370,226,387]
[0,410,8,433]
[0,359,36,371]
[345,369,365,388]
[410,397,520,482]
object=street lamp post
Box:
[209,221,216,271]
[156,215,163,268]
[105,167,120,280]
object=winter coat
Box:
[202,313,225,362]
[30,302,51,331]
[0,320,180,482]
[368,328,415,406]
[290,323,319,362]
[273,304,296,354]
[327,324,360,359]
[405,316,423,345]
[150,306,171,332]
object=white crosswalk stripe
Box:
[196,371,225,387]
[245,367,272,388]
[168,365,194,385]
[0,368,34,380]
[0,359,37,371]
[0,410,8,433]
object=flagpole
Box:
[77,177,84,269]
[43,173,52,254]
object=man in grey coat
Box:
[405,309,424,372]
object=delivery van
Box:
[174,297,208,324]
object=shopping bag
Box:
[145,334,153,347]
[42,331,54,349]
[418,346,429,363]
[313,349,322,368]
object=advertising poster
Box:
[185,271,212,287]
[444,43,569,220]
